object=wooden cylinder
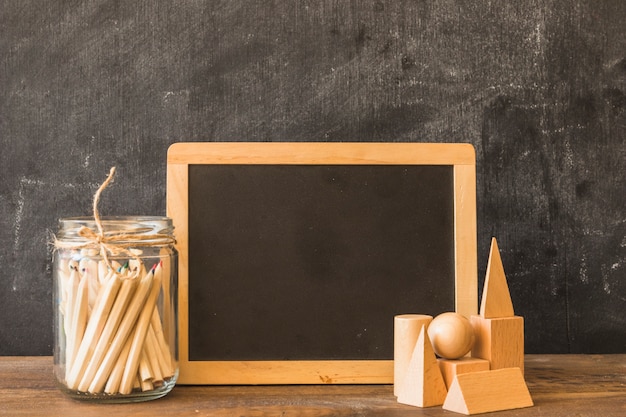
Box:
[393,314,433,396]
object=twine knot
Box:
[53,167,175,273]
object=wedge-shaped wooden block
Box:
[443,367,533,415]
[471,315,524,373]
[438,357,490,390]
[397,326,447,408]
[480,238,514,318]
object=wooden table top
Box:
[0,355,624,416]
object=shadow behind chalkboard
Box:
[187,164,455,361]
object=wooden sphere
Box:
[427,312,475,359]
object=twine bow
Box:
[54,167,175,272]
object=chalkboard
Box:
[167,142,477,384]
[189,164,454,362]
[2,1,625,359]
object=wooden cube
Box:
[438,357,490,389]
[471,315,524,373]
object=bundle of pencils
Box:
[57,250,175,395]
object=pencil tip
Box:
[118,262,129,273]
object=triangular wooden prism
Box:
[443,368,533,415]
[479,238,514,318]
[397,326,447,407]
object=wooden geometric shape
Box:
[393,314,433,396]
[479,238,514,318]
[438,357,490,390]
[397,326,448,408]
[442,367,533,415]
[471,315,524,373]
[428,312,475,359]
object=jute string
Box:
[53,167,176,272]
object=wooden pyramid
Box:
[479,238,514,318]
[472,237,525,372]
[397,326,447,407]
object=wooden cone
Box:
[397,326,447,408]
[479,238,514,318]
[443,368,533,415]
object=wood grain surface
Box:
[0,355,624,416]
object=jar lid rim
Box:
[59,216,172,222]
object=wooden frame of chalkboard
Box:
[167,142,477,385]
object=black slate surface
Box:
[1,1,624,355]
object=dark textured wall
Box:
[1,1,624,355]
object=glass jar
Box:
[53,216,178,402]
